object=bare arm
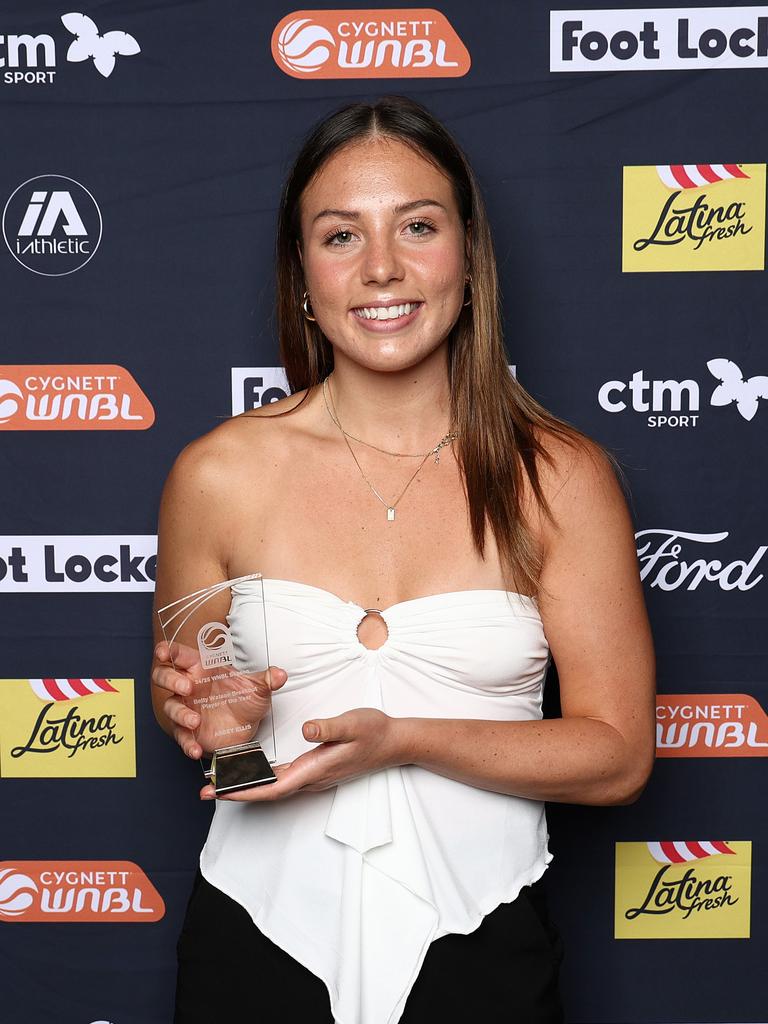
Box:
[151,437,232,751]
[393,439,656,806]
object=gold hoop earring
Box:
[462,273,473,308]
[302,290,317,322]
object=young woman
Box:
[151,95,655,1023]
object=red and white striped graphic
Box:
[656,164,749,190]
[647,840,736,864]
[28,678,117,702]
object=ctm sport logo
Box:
[0,11,140,85]
[622,163,765,272]
[615,841,751,939]
[271,9,470,78]
[0,678,136,778]
[598,356,768,428]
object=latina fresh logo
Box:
[657,694,768,756]
[0,678,136,778]
[271,10,470,78]
[622,163,765,272]
[0,862,164,922]
[615,840,751,938]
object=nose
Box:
[360,230,405,286]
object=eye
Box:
[323,228,356,248]
[405,218,437,237]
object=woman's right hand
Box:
[152,640,287,760]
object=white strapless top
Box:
[200,577,553,1024]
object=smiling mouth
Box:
[351,301,422,322]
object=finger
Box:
[152,664,193,697]
[266,666,288,690]
[172,723,202,759]
[302,716,347,744]
[154,640,201,671]
[163,695,200,730]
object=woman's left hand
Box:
[200,708,407,801]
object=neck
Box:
[325,356,453,452]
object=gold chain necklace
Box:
[321,375,457,521]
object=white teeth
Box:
[353,302,419,320]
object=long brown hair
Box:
[273,94,616,597]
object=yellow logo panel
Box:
[622,164,765,272]
[615,841,751,939]
[0,678,136,778]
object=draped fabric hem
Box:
[199,844,554,1024]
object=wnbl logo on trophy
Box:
[197,624,235,669]
[0,678,136,778]
[615,841,751,938]
[622,163,765,272]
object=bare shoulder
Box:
[526,425,630,549]
[165,388,313,495]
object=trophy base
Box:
[204,740,277,795]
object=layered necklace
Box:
[321,374,458,521]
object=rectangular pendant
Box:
[387,507,396,521]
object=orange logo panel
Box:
[0,364,154,430]
[272,10,470,78]
[657,693,768,757]
[0,861,164,922]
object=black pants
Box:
[175,868,565,1023]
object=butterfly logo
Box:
[61,12,141,78]
[708,358,768,421]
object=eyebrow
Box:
[311,198,448,224]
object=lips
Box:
[351,301,422,320]
[349,301,423,332]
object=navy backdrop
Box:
[1,2,766,1022]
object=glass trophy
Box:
[156,573,278,795]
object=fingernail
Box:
[305,723,319,739]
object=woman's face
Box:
[297,136,470,372]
